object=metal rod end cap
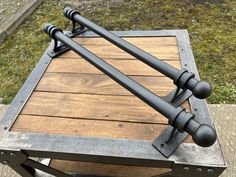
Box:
[64,7,80,20]
[192,124,216,147]
[193,81,212,99]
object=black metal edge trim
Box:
[0,131,226,168]
[175,30,226,167]
[172,162,227,177]
[0,132,172,168]
[0,43,54,132]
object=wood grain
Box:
[21,92,168,124]
[59,45,180,60]
[12,115,167,140]
[47,59,181,76]
[11,36,193,145]
[59,37,179,61]
[74,36,177,46]
[36,73,175,96]
[20,92,190,124]
[50,159,171,177]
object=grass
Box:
[0,0,235,104]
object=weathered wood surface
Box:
[13,115,167,140]
[59,37,179,60]
[36,73,174,96]
[11,36,193,176]
[18,91,189,123]
[74,37,177,46]
[12,36,191,142]
[46,59,181,76]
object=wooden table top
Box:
[11,36,190,141]
[0,31,225,177]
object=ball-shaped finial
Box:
[192,124,216,147]
[193,81,212,99]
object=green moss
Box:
[0,0,235,104]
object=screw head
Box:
[10,152,16,156]
[0,151,5,155]
[183,166,190,171]
[3,160,9,164]
[208,169,214,174]
[196,168,202,172]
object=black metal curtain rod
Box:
[43,23,216,147]
[63,7,212,100]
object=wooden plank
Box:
[47,59,181,76]
[50,159,172,177]
[21,92,166,124]
[59,45,180,60]
[11,115,167,140]
[35,73,175,96]
[20,92,190,124]
[74,36,177,46]
[12,114,192,142]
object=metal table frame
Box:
[0,30,226,177]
